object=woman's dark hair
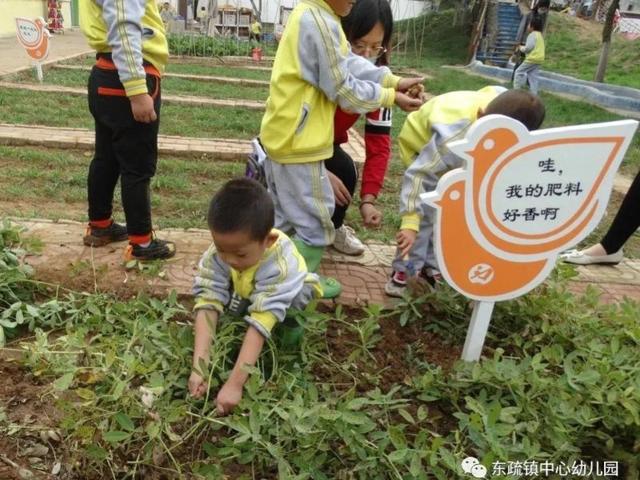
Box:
[341,0,393,66]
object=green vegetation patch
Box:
[12,68,268,101]
[544,12,640,89]
[0,88,263,139]
[0,223,638,478]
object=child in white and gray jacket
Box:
[188,178,321,415]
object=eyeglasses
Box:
[351,43,387,58]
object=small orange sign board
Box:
[16,17,51,81]
[422,115,639,360]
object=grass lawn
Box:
[0,88,263,139]
[12,68,269,102]
[2,57,638,253]
[59,55,273,81]
[0,145,244,230]
[167,62,272,81]
[2,41,638,251]
[544,12,640,89]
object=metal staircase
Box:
[476,2,522,67]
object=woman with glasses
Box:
[326,0,395,256]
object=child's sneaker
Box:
[384,270,407,298]
[124,238,176,261]
[403,267,444,296]
[332,225,365,256]
[419,267,443,291]
[83,222,128,247]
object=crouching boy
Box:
[386,87,546,297]
[188,178,321,414]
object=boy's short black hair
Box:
[484,90,546,130]
[529,14,544,31]
[207,178,274,241]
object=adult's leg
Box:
[601,169,640,254]
[324,144,357,229]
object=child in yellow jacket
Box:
[79,0,175,260]
[386,88,546,297]
[259,0,425,297]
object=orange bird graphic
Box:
[423,115,638,302]
[15,17,51,61]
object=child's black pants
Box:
[87,61,161,238]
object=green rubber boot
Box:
[292,238,324,273]
[319,276,342,299]
[292,239,342,299]
[279,316,305,349]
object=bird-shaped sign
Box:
[15,17,51,62]
[422,115,638,302]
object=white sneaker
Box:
[332,225,365,256]
[560,248,623,265]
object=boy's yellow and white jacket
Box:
[79,0,168,96]
[193,230,321,338]
[398,86,507,231]
[260,0,400,164]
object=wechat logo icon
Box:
[461,456,488,478]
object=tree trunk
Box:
[594,40,611,82]
[594,0,619,82]
[249,0,261,19]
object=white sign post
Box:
[422,115,639,361]
[15,17,51,82]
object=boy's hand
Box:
[406,83,429,102]
[188,371,207,399]
[397,77,424,93]
[327,170,352,207]
[216,380,243,416]
[395,92,424,112]
[129,93,157,123]
[360,202,382,228]
[397,229,417,257]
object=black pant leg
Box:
[116,76,161,236]
[325,144,358,229]
[601,169,640,254]
[87,67,121,222]
[89,68,161,237]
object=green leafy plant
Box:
[2,221,639,478]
